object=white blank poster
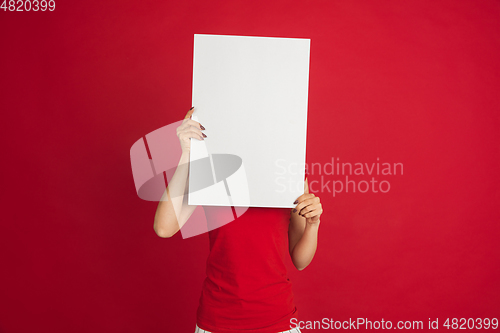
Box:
[189,34,310,208]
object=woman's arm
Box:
[153,107,205,238]
[154,151,197,238]
[288,178,323,270]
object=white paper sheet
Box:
[189,34,310,208]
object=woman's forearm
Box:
[153,151,190,237]
[291,222,320,270]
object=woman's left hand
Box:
[293,193,323,225]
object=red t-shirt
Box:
[196,171,308,333]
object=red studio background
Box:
[1,1,499,332]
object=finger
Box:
[303,208,321,218]
[180,130,203,141]
[293,193,315,205]
[292,198,313,215]
[299,203,317,217]
[184,119,205,131]
[178,127,203,141]
[189,127,205,139]
[184,106,195,120]
[294,194,316,211]
[186,128,205,141]
[183,121,206,138]
[304,206,323,219]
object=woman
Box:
[154,107,323,333]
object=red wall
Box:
[1,1,499,332]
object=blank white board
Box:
[188,34,310,208]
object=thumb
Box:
[185,106,194,120]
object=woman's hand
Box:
[177,106,207,153]
[176,107,206,153]
[293,193,323,225]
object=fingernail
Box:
[189,106,194,110]
[202,133,207,138]
[293,209,297,213]
[293,200,298,204]
[200,124,206,130]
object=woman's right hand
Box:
[176,107,206,153]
